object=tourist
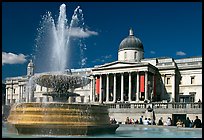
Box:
[139,116,143,124]
[193,116,202,128]
[148,118,152,125]
[176,118,183,127]
[184,117,191,128]
[130,119,135,124]
[143,118,149,125]
[125,117,130,124]
[135,119,139,124]
[110,118,117,124]
[129,118,133,124]
[158,117,163,125]
[191,120,194,128]
[164,117,171,126]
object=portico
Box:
[91,61,157,103]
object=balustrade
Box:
[105,102,202,109]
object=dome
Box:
[119,28,144,51]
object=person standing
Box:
[125,117,130,124]
[193,116,202,128]
[184,117,191,128]
[139,116,143,124]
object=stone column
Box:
[121,73,124,102]
[152,74,155,101]
[90,77,93,102]
[128,72,132,102]
[10,82,13,104]
[26,85,29,103]
[44,88,49,102]
[171,73,176,102]
[99,74,102,103]
[6,88,9,105]
[145,71,148,101]
[136,72,140,102]
[92,76,96,102]
[21,85,24,102]
[113,73,116,103]
[106,74,109,103]
[161,74,165,100]
[28,85,34,102]
[18,85,21,103]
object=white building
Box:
[5,28,202,106]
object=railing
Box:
[105,102,202,109]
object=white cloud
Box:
[92,54,112,63]
[150,51,155,54]
[176,51,186,56]
[2,52,27,65]
[68,27,98,38]
[103,55,112,59]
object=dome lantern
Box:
[129,28,134,36]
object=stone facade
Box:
[4,29,202,106]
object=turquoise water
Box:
[2,123,202,138]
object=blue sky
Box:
[2,2,202,81]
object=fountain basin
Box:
[7,102,119,135]
[34,74,90,90]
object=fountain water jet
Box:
[7,3,119,136]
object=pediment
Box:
[93,61,139,70]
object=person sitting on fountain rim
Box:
[148,118,152,125]
[184,117,191,128]
[143,118,149,125]
[193,116,202,128]
[158,117,163,126]
[110,118,117,124]
[176,118,183,127]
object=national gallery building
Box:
[4,29,202,106]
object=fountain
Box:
[7,3,119,136]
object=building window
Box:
[134,52,137,60]
[179,95,195,103]
[179,77,182,85]
[40,86,43,91]
[124,52,127,60]
[190,76,195,84]
[166,77,171,84]
[190,96,195,102]
[13,89,15,94]
[166,92,171,102]
[189,92,196,102]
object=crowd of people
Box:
[124,116,156,125]
[176,116,202,128]
[120,115,202,128]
